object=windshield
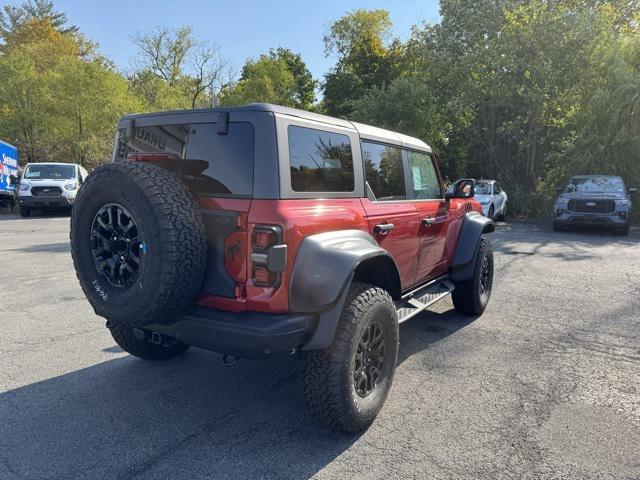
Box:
[475,182,492,195]
[24,164,75,180]
[565,177,625,194]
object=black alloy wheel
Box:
[91,203,143,288]
[354,321,386,397]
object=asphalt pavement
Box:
[1,213,639,479]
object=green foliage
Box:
[322,9,406,117]
[0,0,77,37]
[0,15,140,169]
[1,0,639,221]
[324,3,640,218]
[220,48,315,109]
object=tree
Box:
[131,25,232,109]
[268,47,316,109]
[0,0,77,39]
[0,17,139,168]
[322,9,406,117]
[220,48,315,108]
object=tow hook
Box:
[222,354,240,367]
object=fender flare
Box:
[450,211,495,281]
[289,229,400,350]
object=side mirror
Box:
[629,187,637,195]
[445,178,476,200]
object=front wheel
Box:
[488,206,495,220]
[452,237,494,315]
[497,203,506,221]
[303,283,399,433]
[20,206,31,217]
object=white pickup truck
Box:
[18,162,89,217]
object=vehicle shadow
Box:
[8,241,70,253]
[492,221,637,263]
[0,308,474,480]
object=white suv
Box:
[18,162,89,217]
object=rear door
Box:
[406,150,453,280]
[360,141,421,288]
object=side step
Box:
[395,278,455,324]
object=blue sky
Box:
[50,0,441,81]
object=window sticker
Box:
[412,166,422,188]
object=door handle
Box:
[422,215,447,226]
[374,223,395,234]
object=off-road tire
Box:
[20,206,30,217]
[452,236,494,315]
[303,283,399,433]
[497,204,506,221]
[109,324,190,361]
[70,162,207,329]
[488,206,495,220]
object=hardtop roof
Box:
[121,103,432,153]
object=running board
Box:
[395,279,454,324]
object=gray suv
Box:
[553,175,636,235]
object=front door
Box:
[360,141,421,288]
[405,150,452,280]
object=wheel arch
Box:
[450,211,494,282]
[290,229,402,351]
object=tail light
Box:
[251,225,287,287]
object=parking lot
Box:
[1,214,639,479]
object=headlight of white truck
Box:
[64,183,78,191]
[19,183,29,191]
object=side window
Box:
[362,141,406,201]
[406,151,441,200]
[288,125,354,192]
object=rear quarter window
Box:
[114,122,254,197]
[288,125,354,193]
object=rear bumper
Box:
[19,195,75,208]
[145,306,315,360]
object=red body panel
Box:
[190,191,483,314]
[359,199,420,288]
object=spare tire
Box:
[70,162,207,328]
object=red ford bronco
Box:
[70,104,494,433]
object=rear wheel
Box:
[303,283,399,433]
[452,237,493,315]
[109,324,190,361]
[20,206,30,217]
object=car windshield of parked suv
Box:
[475,181,491,195]
[565,177,625,194]
[24,164,75,180]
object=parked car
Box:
[17,162,89,217]
[69,103,495,433]
[553,175,636,235]
[474,180,507,220]
[0,140,18,211]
